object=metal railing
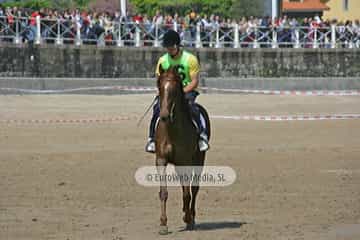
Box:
[0,16,359,48]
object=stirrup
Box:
[199,133,209,152]
[145,139,155,153]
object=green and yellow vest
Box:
[160,51,192,87]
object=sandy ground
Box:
[0,94,360,240]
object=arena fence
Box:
[0,16,359,49]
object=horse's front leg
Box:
[178,166,194,230]
[156,158,168,235]
[181,184,193,229]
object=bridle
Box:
[159,76,182,124]
[160,102,176,123]
[158,65,185,124]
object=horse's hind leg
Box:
[189,154,205,229]
[189,169,202,229]
[181,184,194,229]
[190,185,199,226]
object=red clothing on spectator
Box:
[133,15,143,23]
[311,21,320,28]
[7,14,14,25]
[30,11,40,26]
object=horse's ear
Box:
[157,64,164,89]
[157,74,160,89]
[158,64,165,75]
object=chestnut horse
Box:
[155,65,210,234]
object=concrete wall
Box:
[0,44,359,92]
[1,44,359,78]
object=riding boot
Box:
[187,97,209,152]
[145,97,159,153]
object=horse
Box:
[155,65,211,235]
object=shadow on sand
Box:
[179,221,247,232]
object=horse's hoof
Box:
[159,225,169,235]
[185,222,195,231]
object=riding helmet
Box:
[162,29,181,47]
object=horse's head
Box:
[157,65,184,123]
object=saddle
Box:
[155,103,210,135]
[191,103,208,133]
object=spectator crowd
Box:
[1,6,359,48]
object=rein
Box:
[137,96,158,127]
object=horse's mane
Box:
[158,65,192,118]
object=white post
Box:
[173,22,178,32]
[154,23,160,47]
[135,23,141,47]
[14,17,21,44]
[120,0,126,18]
[35,15,41,44]
[331,25,336,48]
[272,27,278,48]
[348,41,354,48]
[75,20,81,46]
[56,19,63,45]
[195,23,202,48]
[294,28,300,48]
[313,28,318,48]
[272,0,278,20]
[234,23,239,48]
[215,25,220,48]
[253,27,259,48]
[117,22,124,47]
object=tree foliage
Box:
[130,0,234,18]
[1,0,265,18]
[0,0,94,10]
[230,0,265,18]
[0,0,51,9]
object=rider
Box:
[145,29,209,153]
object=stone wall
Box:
[1,44,359,79]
